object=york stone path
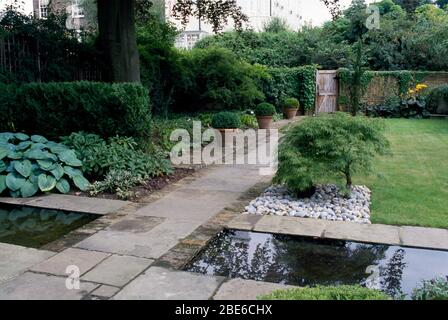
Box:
[0,119,300,300]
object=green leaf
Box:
[24,149,47,160]
[30,143,48,150]
[63,166,83,179]
[42,151,58,162]
[31,135,48,143]
[56,178,70,194]
[20,179,39,198]
[50,144,69,155]
[10,190,21,198]
[0,175,6,193]
[6,172,26,191]
[13,160,32,177]
[37,159,57,171]
[15,133,30,141]
[59,150,82,167]
[0,133,15,141]
[50,164,64,180]
[7,150,22,160]
[73,175,90,191]
[37,174,57,192]
[16,141,33,151]
[0,146,9,160]
[0,160,6,173]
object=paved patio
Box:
[0,116,447,300]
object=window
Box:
[39,0,49,19]
[71,0,84,18]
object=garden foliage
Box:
[255,103,276,117]
[274,113,390,194]
[211,112,242,129]
[412,277,448,300]
[0,82,151,146]
[0,133,89,198]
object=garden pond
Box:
[0,204,98,248]
[185,230,448,298]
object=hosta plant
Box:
[0,133,90,198]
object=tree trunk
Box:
[97,0,140,82]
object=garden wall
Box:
[338,69,448,108]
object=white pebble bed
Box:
[243,185,372,224]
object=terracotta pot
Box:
[217,128,239,145]
[256,116,273,129]
[284,108,298,119]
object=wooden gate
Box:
[315,70,338,114]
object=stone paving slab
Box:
[213,279,297,300]
[227,214,263,231]
[82,255,153,287]
[400,226,448,250]
[0,243,55,284]
[91,285,121,298]
[134,188,243,221]
[323,222,401,246]
[114,267,224,300]
[255,215,327,238]
[30,248,110,277]
[0,272,98,300]
[0,194,130,215]
[75,219,201,259]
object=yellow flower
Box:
[408,89,415,95]
[416,84,428,92]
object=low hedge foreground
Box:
[0,82,151,145]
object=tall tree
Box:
[96,0,247,83]
[321,0,342,20]
[393,0,433,13]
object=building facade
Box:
[32,0,85,29]
[166,0,304,49]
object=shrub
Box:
[282,97,300,109]
[412,277,448,300]
[61,132,172,181]
[89,170,144,200]
[239,114,258,129]
[258,285,390,300]
[274,113,390,195]
[0,133,89,198]
[211,112,241,129]
[255,103,276,117]
[427,84,448,113]
[0,82,151,146]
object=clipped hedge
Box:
[0,82,151,145]
[263,65,317,112]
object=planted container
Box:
[211,112,241,145]
[283,98,300,119]
[255,103,276,129]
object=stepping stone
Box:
[323,222,401,245]
[254,215,327,238]
[114,267,224,300]
[91,285,120,299]
[214,278,297,300]
[0,243,55,284]
[400,226,448,250]
[75,219,201,259]
[0,272,98,300]
[30,248,110,277]
[82,255,153,287]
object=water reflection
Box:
[186,230,448,297]
[0,205,98,248]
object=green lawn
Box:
[355,119,448,229]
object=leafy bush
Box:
[61,132,172,181]
[274,113,390,195]
[211,112,242,129]
[427,84,448,113]
[0,133,89,198]
[89,170,144,200]
[258,285,390,300]
[412,277,448,300]
[255,103,276,117]
[239,114,258,129]
[173,47,268,112]
[283,97,300,109]
[0,82,151,146]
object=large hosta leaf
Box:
[0,160,6,173]
[20,179,39,198]
[50,164,64,180]
[38,174,57,192]
[49,144,69,155]
[58,150,82,167]
[24,149,47,160]
[31,135,48,143]
[15,133,30,141]
[6,172,26,191]
[7,150,22,160]
[37,159,57,171]
[0,175,6,193]
[30,143,48,150]
[0,146,9,160]
[0,133,15,141]
[56,178,70,194]
[16,141,32,151]
[63,166,83,179]
[13,160,32,177]
[73,175,90,191]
